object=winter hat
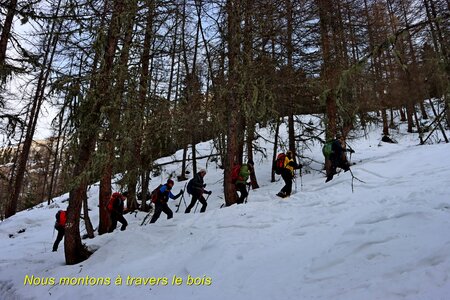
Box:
[167,179,174,185]
[199,168,207,174]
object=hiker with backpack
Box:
[275,151,302,198]
[323,133,355,183]
[107,191,128,232]
[150,179,183,224]
[53,210,66,252]
[232,160,254,204]
[185,169,212,213]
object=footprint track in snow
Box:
[352,236,397,254]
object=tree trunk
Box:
[0,0,18,66]
[406,103,414,133]
[400,107,406,121]
[428,99,449,142]
[192,142,197,175]
[246,123,259,189]
[98,154,112,235]
[382,110,389,136]
[389,108,395,128]
[271,118,281,183]
[82,193,95,239]
[135,0,156,210]
[317,0,338,140]
[224,0,241,206]
[5,0,63,217]
[181,145,188,180]
[66,0,124,264]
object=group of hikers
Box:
[52,133,353,252]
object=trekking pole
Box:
[195,193,211,213]
[300,168,303,191]
[244,183,251,204]
[345,141,354,161]
[140,209,153,226]
[176,182,188,213]
[294,171,298,194]
[176,195,183,213]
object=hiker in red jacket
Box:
[107,192,128,232]
[53,210,66,252]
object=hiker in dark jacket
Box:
[235,161,253,204]
[53,210,66,252]
[185,169,211,213]
[326,134,354,182]
[277,151,302,198]
[150,179,183,223]
[108,192,128,232]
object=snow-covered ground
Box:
[1,115,450,300]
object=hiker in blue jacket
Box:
[150,179,183,223]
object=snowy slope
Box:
[1,117,450,300]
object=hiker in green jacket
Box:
[235,160,254,204]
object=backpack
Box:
[322,141,334,159]
[107,192,122,212]
[231,164,242,184]
[274,153,286,175]
[151,184,163,203]
[186,179,194,195]
[55,210,66,227]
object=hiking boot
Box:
[276,192,286,198]
[120,225,127,231]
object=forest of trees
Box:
[0,0,448,264]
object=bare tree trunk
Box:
[428,99,449,142]
[400,107,406,121]
[389,108,395,128]
[82,193,94,238]
[65,0,125,264]
[246,123,259,189]
[382,110,389,136]
[181,145,188,180]
[47,104,66,204]
[141,170,151,211]
[5,0,63,218]
[405,103,414,133]
[285,0,296,155]
[413,108,424,143]
[0,0,18,66]
[224,0,241,206]
[271,118,281,182]
[317,0,338,140]
[192,142,197,175]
